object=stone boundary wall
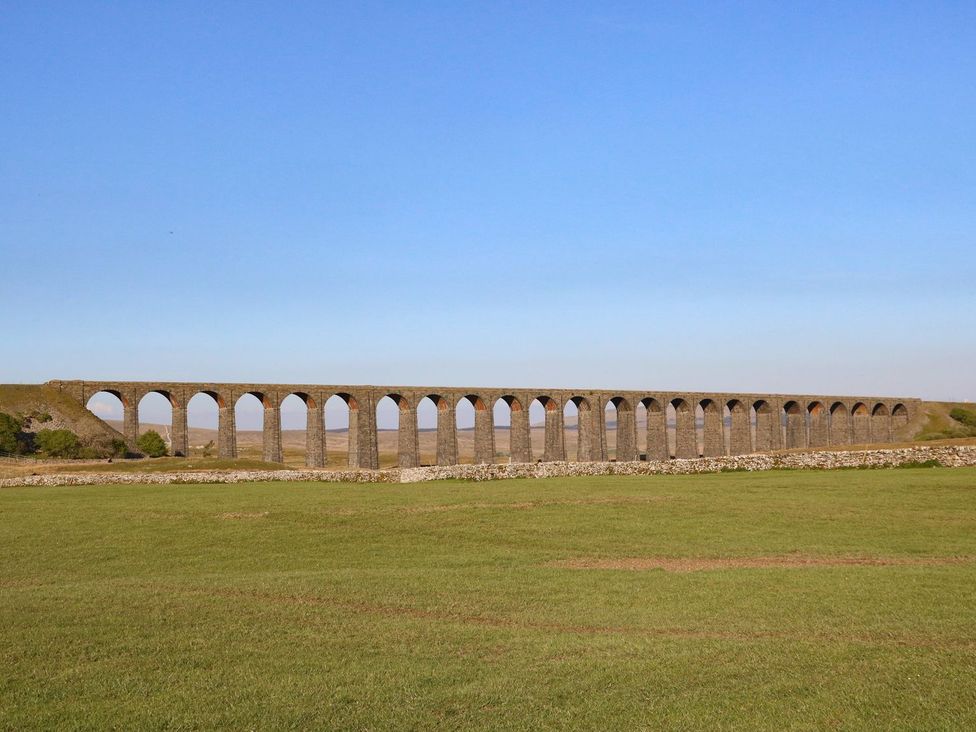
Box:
[2,445,974,488]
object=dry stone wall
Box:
[3,445,973,489]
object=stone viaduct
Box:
[48,380,918,469]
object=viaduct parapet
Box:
[46,381,918,468]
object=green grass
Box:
[2,469,976,730]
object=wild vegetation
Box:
[2,468,975,729]
[0,411,126,459]
[917,406,976,440]
[136,429,168,458]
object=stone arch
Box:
[671,398,696,459]
[279,393,307,466]
[565,396,591,461]
[783,400,805,449]
[727,399,751,455]
[561,395,606,462]
[85,389,127,432]
[807,401,828,448]
[137,390,178,456]
[495,395,527,463]
[891,403,909,436]
[474,394,495,463]
[871,403,891,443]
[829,402,851,446]
[85,387,136,454]
[419,393,456,466]
[699,399,723,457]
[851,402,871,444]
[415,395,439,466]
[187,390,231,458]
[753,399,775,452]
[459,394,493,464]
[326,393,359,468]
[608,396,636,462]
[377,393,417,468]
[499,394,532,463]
[283,391,325,468]
[641,397,667,461]
[532,395,563,461]
[235,391,282,464]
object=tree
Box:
[35,429,81,458]
[0,413,25,455]
[0,413,35,455]
[137,430,168,458]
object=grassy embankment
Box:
[2,468,975,729]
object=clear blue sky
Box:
[3,2,975,427]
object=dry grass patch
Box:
[551,554,974,572]
[400,495,668,515]
[215,511,269,520]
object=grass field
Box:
[2,469,976,729]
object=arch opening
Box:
[493,396,518,462]
[670,398,696,459]
[727,399,751,455]
[86,390,125,425]
[234,392,267,461]
[752,400,774,452]
[280,393,311,466]
[635,400,648,460]
[137,391,174,456]
[325,393,355,467]
[871,402,891,444]
[641,398,665,461]
[851,402,871,444]
[694,403,705,457]
[807,401,827,448]
[455,396,477,464]
[891,403,909,438]
[376,394,400,468]
[564,398,582,461]
[783,400,805,449]
[698,399,723,457]
[530,396,558,461]
[187,391,222,457]
[665,401,677,458]
[416,396,439,466]
[829,401,851,446]
[607,396,633,462]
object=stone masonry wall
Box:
[45,380,921,470]
[3,445,973,489]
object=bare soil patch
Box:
[550,555,973,572]
[400,495,667,515]
[148,582,976,650]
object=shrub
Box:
[949,408,976,428]
[35,429,81,458]
[111,438,129,458]
[896,459,942,469]
[0,413,32,455]
[137,430,168,458]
